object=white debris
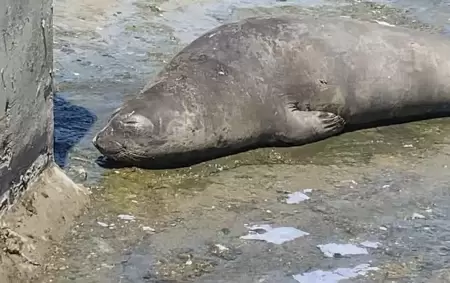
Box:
[403,144,413,148]
[360,241,381,249]
[73,72,80,76]
[117,214,136,221]
[293,264,379,283]
[240,224,309,245]
[97,221,109,227]
[303,189,313,193]
[142,226,155,232]
[100,263,114,269]
[215,244,229,251]
[286,192,310,204]
[374,20,396,27]
[379,226,388,231]
[412,213,426,219]
[341,180,358,185]
[317,243,368,258]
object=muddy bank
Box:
[43,0,450,282]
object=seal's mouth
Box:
[92,131,151,165]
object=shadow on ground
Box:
[54,93,97,168]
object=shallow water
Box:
[46,0,450,282]
[376,0,450,33]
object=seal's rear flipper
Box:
[277,110,345,145]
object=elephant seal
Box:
[93,16,450,168]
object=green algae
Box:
[98,118,450,215]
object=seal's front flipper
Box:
[277,110,345,145]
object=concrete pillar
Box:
[0,0,55,209]
[0,0,89,281]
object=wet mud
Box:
[43,0,450,282]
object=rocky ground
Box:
[40,0,450,282]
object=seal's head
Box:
[92,94,202,168]
[92,105,155,163]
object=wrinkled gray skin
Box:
[93,16,450,168]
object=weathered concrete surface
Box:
[0,0,54,206]
[0,0,90,282]
[0,164,89,283]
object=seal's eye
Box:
[121,112,154,132]
[123,120,138,125]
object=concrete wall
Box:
[0,0,54,212]
[0,2,89,281]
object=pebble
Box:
[412,212,426,219]
[97,221,108,227]
[142,226,155,232]
[118,214,136,221]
